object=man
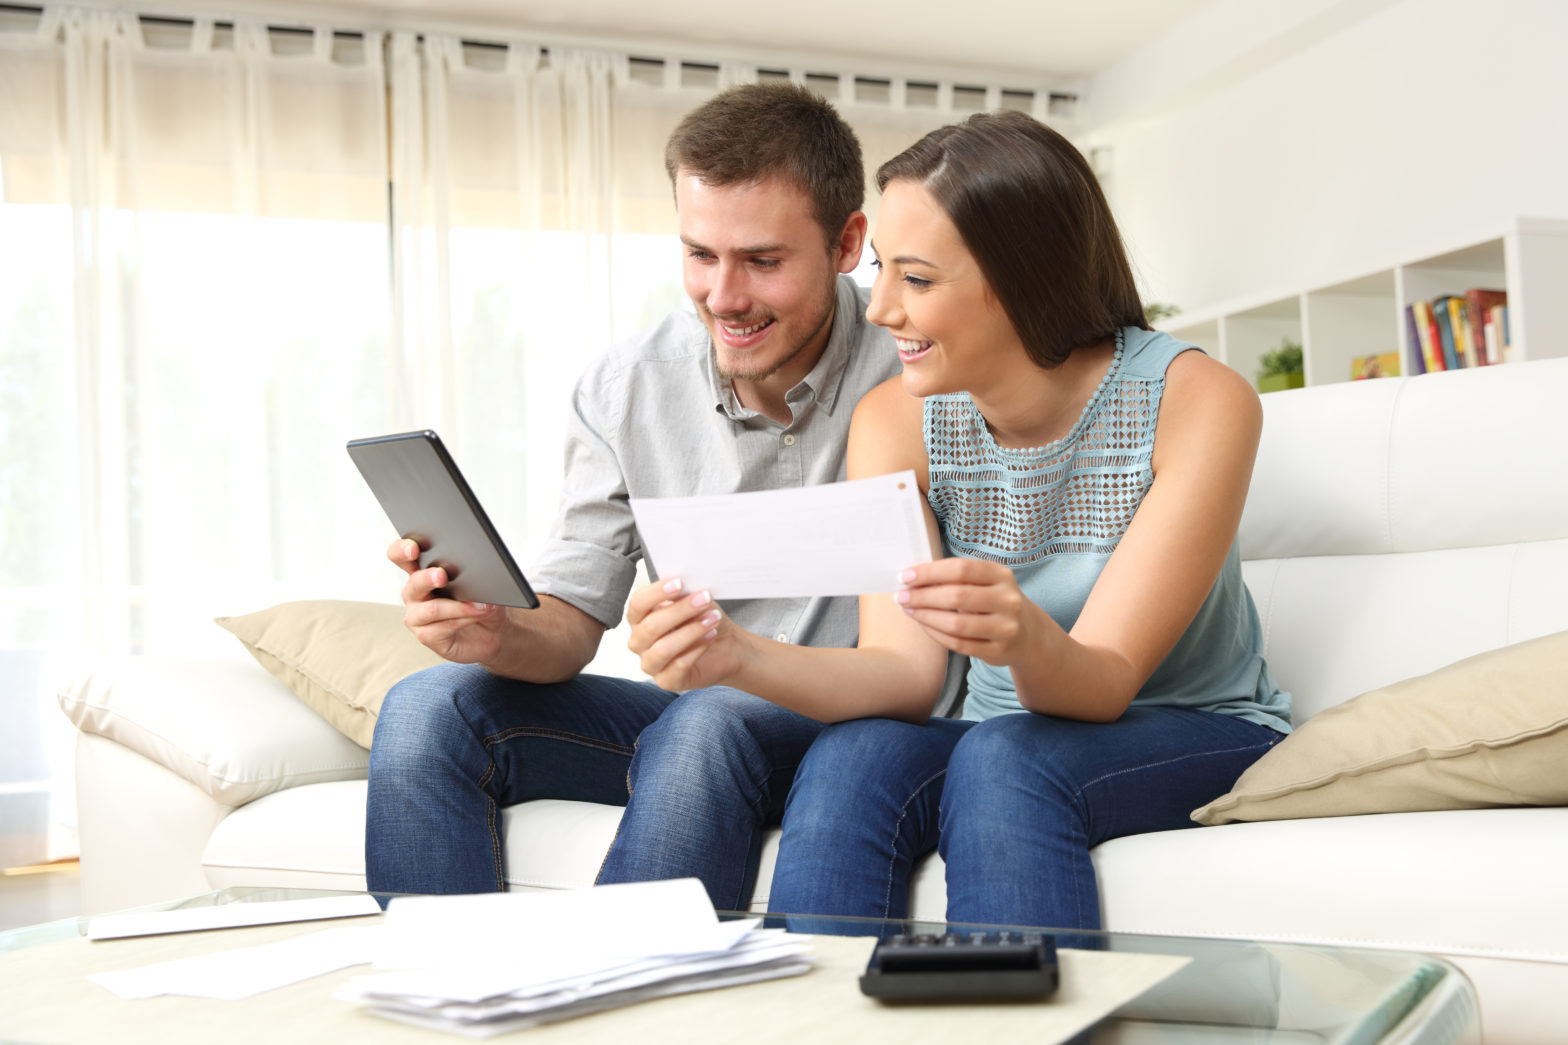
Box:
[366,83,912,908]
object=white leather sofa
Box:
[61,357,1568,1044]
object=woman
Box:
[627,110,1290,930]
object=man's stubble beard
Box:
[708,279,838,384]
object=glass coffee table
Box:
[0,887,1479,1043]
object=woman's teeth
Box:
[897,338,934,359]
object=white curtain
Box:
[386,36,638,554]
[1,8,400,864]
[0,3,1023,864]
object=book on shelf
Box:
[1402,305,1426,375]
[1410,289,1508,373]
[1431,295,1461,370]
[1465,288,1507,365]
[1445,297,1478,367]
[1487,303,1511,364]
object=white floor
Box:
[0,861,81,932]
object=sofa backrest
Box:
[1239,356,1568,722]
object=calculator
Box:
[858,930,1060,1002]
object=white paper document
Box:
[87,893,383,940]
[372,877,734,970]
[89,925,381,1000]
[629,470,930,599]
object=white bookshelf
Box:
[1157,217,1568,389]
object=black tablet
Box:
[347,430,539,609]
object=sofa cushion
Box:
[216,600,444,748]
[1101,807,1568,962]
[1193,630,1568,825]
[203,779,372,892]
[58,654,369,806]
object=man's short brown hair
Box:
[665,83,864,245]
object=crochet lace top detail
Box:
[924,329,1159,565]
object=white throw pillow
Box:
[58,652,370,807]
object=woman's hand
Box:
[625,578,747,691]
[895,557,1044,666]
[389,538,508,663]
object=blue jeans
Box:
[768,706,1283,930]
[365,663,825,907]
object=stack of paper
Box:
[334,879,812,1037]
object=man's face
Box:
[675,172,850,390]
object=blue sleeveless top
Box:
[924,327,1292,731]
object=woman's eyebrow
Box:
[869,238,937,267]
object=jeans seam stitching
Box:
[476,761,503,890]
[483,726,636,756]
[757,764,801,817]
[1073,740,1277,794]
[884,769,947,919]
[722,764,797,907]
[733,822,760,911]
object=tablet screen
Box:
[347,430,539,609]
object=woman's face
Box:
[865,179,1029,399]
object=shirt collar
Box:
[706,275,860,421]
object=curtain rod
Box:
[0,4,1077,106]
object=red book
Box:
[1465,289,1507,365]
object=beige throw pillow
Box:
[216,600,446,749]
[1192,630,1568,825]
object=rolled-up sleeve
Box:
[531,363,641,629]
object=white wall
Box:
[1085,0,1568,313]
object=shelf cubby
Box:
[1158,217,1568,390]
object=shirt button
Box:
[774,633,789,643]
[781,434,796,446]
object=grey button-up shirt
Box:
[534,275,898,652]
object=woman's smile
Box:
[896,337,934,363]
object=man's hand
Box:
[389,538,508,664]
[625,577,746,691]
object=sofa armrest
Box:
[58,653,368,808]
[74,732,229,914]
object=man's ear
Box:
[832,211,869,274]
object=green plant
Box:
[1144,301,1181,324]
[1257,337,1303,379]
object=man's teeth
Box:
[723,320,772,337]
